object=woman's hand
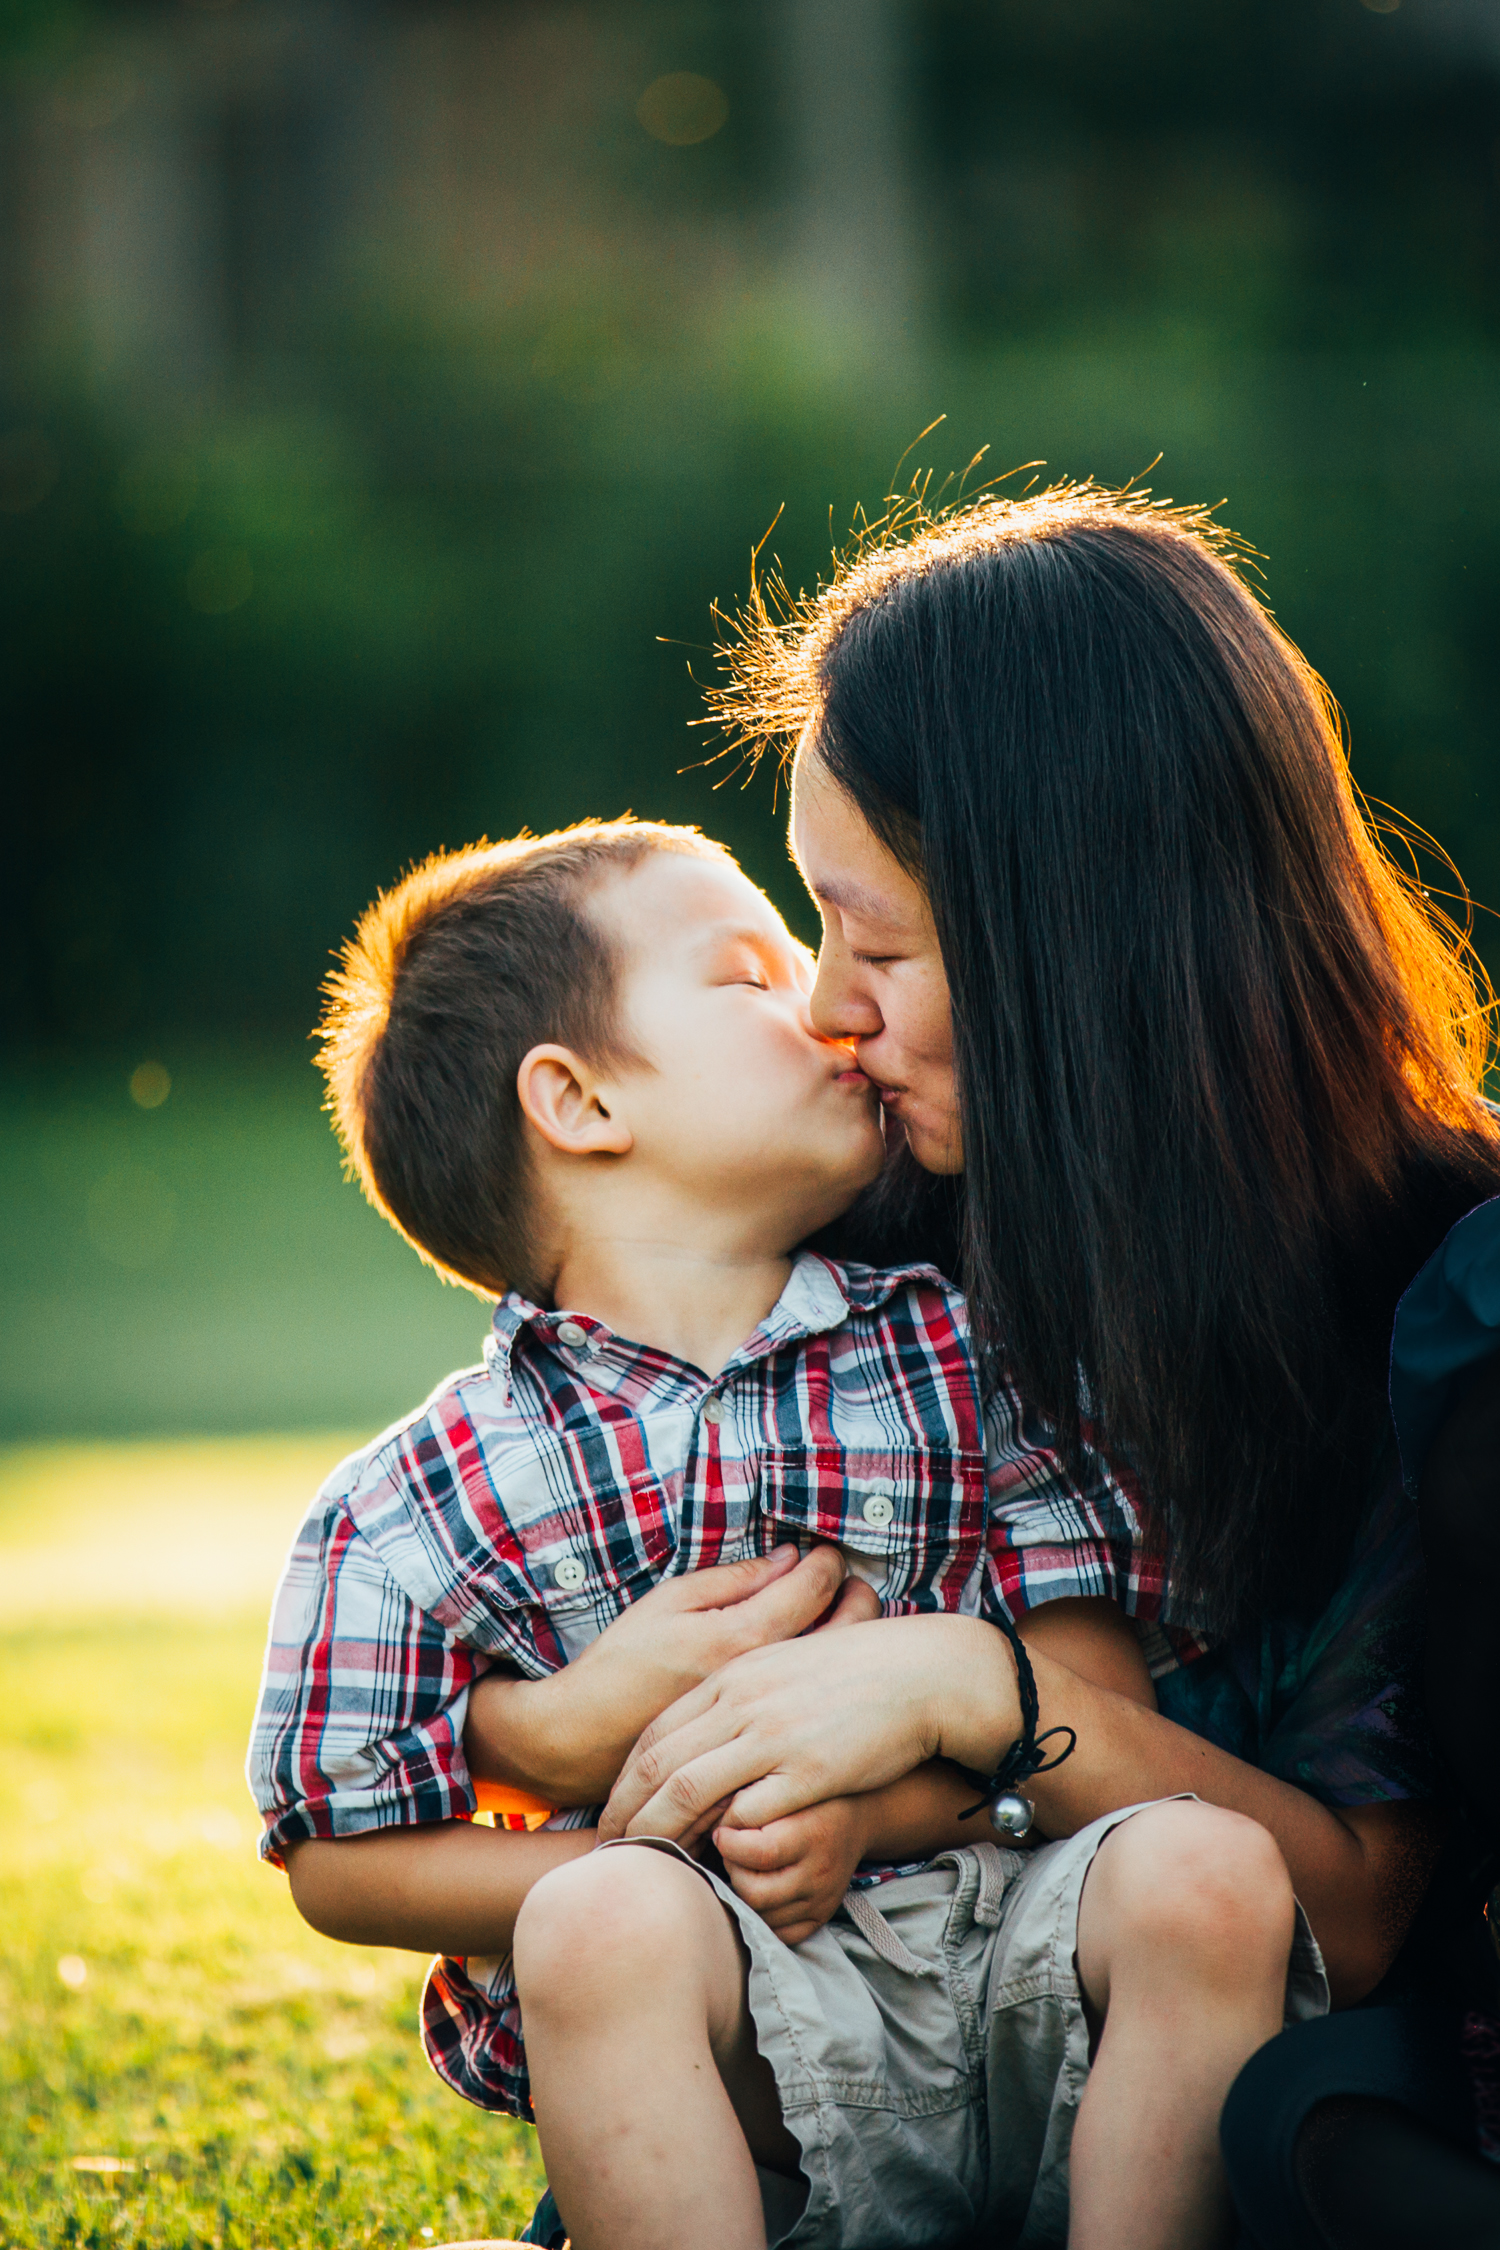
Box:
[599,1612,1017,1842]
[464,1542,874,1804]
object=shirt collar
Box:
[481,1251,947,1394]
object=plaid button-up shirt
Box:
[248,1251,1194,2116]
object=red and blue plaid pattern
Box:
[249,1250,1205,2116]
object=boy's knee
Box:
[1097,1800,1295,1974]
[514,1844,709,2013]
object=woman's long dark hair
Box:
[718,483,1500,1632]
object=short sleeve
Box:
[247,1496,487,1866]
[1390,1193,1500,1495]
[981,1380,1181,1628]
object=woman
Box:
[601,484,1500,2241]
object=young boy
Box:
[248,819,1321,2250]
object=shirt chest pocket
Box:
[755,1443,987,1614]
[527,1472,676,1657]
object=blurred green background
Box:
[5,0,1500,1440]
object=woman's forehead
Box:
[790,754,927,931]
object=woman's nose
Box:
[810,947,883,1043]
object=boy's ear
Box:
[517,1044,634,1158]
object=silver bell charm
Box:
[987,1790,1035,1840]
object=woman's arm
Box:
[600,1612,1444,2004]
[711,1596,1161,1943]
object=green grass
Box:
[0,1440,547,2250]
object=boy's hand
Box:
[465,1542,870,1805]
[713,1796,873,1947]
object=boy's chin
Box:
[790,1150,888,1243]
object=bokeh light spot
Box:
[117,449,199,535]
[0,428,60,515]
[129,1060,172,1109]
[57,1955,88,1990]
[636,72,728,146]
[185,547,254,614]
[87,1168,179,1269]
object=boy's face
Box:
[591,852,887,1244]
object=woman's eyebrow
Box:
[805,874,900,924]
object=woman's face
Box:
[790,744,962,1174]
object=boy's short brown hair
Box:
[317,818,729,1299]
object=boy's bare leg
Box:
[513,1845,799,2250]
[1070,1801,1296,2250]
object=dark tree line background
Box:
[5,0,1499,1060]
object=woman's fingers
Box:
[596,1684,727,1839]
[618,1737,781,1840]
[721,1769,831,1832]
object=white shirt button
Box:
[861,1491,895,1527]
[700,1398,724,1427]
[556,1321,587,1348]
[552,1554,587,1591]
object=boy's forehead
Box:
[599,852,787,950]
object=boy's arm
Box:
[715,1597,1155,1943]
[281,1546,865,1958]
[284,1821,596,1956]
[250,1483,574,1961]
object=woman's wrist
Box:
[921,1615,1023,1776]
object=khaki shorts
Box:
[605,1798,1328,2250]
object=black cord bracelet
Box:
[956,1609,1076,1820]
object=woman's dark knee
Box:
[1222,2008,1482,2250]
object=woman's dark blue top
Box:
[1145,1194,1500,1807]
[1389,1192,1500,1497]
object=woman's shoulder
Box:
[1389,1191,1500,1495]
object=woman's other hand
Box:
[464,1541,857,1805]
[599,1612,1017,1842]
